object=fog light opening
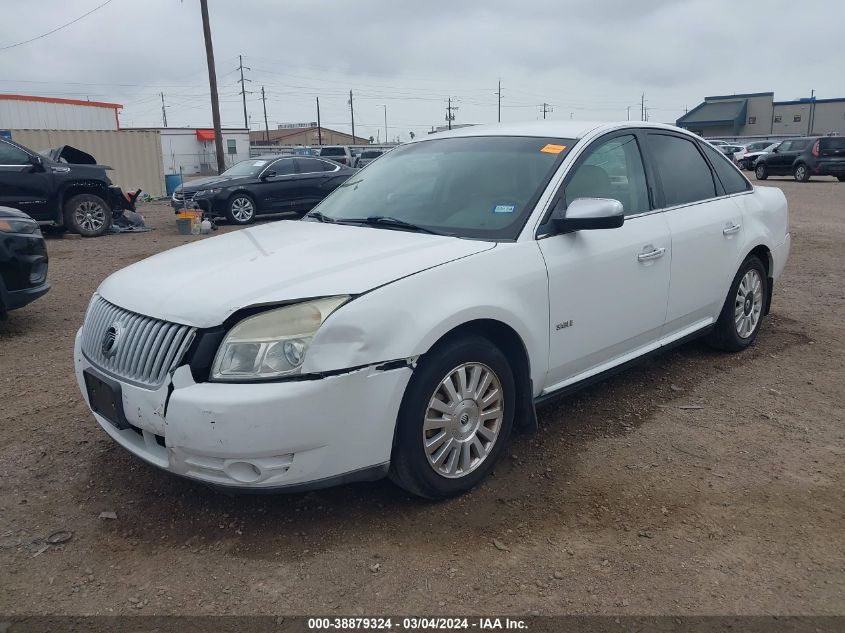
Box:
[225,460,263,483]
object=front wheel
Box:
[389,335,515,499]
[225,194,256,224]
[63,194,112,237]
[793,163,810,182]
[755,164,769,180]
[706,256,768,352]
[738,159,749,170]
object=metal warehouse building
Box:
[677,91,845,138]
[0,94,122,131]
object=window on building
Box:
[748,116,756,124]
[647,134,716,207]
[793,114,802,122]
[226,139,237,155]
[774,115,782,123]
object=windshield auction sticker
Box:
[540,144,566,154]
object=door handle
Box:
[637,247,666,262]
[723,222,741,236]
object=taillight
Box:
[812,140,820,157]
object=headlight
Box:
[194,188,223,197]
[211,296,349,381]
[0,218,40,234]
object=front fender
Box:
[303,242,551,396]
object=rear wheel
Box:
[755,164,769,180]
[63,194,111,237]
[706,256,768,352]
[738,159,749,170]
[793,163,810,182]
[389,335,515,499]
[225,194,256,224]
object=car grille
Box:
[172,190,196,202]
[81,295,196,388]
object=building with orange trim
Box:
[0,94,122,131]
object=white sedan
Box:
[74,121,790,499]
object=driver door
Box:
[538,131,671,392]
[259,158,298,212]
[0,139,52,219]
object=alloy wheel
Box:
[231,197,254,222]
[74,200,106,232]
[734,269,763,339]
[423,362,504,479]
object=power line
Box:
[0,0,116,51]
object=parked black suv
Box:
[755,136,845,182]
[0,206,49,318]
[0,137,138,237]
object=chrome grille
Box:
[81,295,196,388]
[172,190,196,203]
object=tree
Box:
[409,131,416,140]
[368,135,375,144]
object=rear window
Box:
[819,137,845,150]
[361,150,383,158]
[320,147,345,156]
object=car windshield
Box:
[321,148,345,156]
[221,159,271,177]
[361,151,382,158]
[310,136,572,240]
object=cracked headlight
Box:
[211,296,349,381]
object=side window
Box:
[563,134,649,217]
[701,144,751,195]
[0,141,31,165]
[777,141,791,152]
[319,159,338,172]
[648,134,716,207]
[269,159,295,176]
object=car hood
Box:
[177,175,247,192]
[97,220,495,328]
[0,205,35,220]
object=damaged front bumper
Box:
[73,329,412,492]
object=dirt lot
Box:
[0,177,843,616]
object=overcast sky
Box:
[1,0,842,142]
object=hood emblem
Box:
[101,322,124,358]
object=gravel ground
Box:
[0,177,843,616]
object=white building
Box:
[131,127,250,176]
[0,94,122,131]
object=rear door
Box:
[0,140,52,219]
[644,132,747,340]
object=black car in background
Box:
[0,137,138,237]
[0,206,49,318]
[755,136,845,182]
[172,156,355,224]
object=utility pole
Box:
[199,0,225,173]
[348,90,355,142]
[446,97,458,130]
[260,86,269,144]
[237,54,252,130]
[496,80,502,123]
[380,104,388,145]
[160,92,168,127]
[640,93,645,122]
[541,102,552,119]
[627,105,631,120]
[316,97,322,145]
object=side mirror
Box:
[551,197,625,232]
[261,170,276,180]
[771,146,779,153]
[30,155,44,171]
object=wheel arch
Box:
[58,181,111,224]
[420,318,537,432]
[746,244,773,315]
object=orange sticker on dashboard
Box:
[540,144,566,154]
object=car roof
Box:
[414,120,701,143]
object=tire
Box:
[706,256,768,352]
[793,163,810,182]
[755,164,768,180]
[389,335,516,499]
[63,194,112,237]
[225,193,256,224]
[738,159,748,170]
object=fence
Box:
[9,128,165,197]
